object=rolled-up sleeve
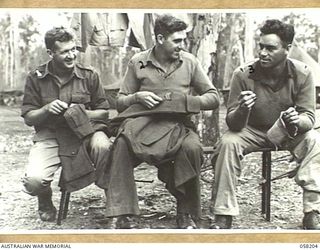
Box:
[21,74,42,117]
[90,71,110,110]
[296,70,316,133]
[116,59,140,112]
[191,59,220,111]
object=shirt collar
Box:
[35,60,84,79]
[142,46,184,68]
[248,59,297,81]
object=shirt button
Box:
[71,151,76,155]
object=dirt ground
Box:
[1,104,318,231]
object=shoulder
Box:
[180,51,198,64]
[28,63,47,79]
[130,50,150,63]
[75,63,100,80]
[233,60,258,77]
[288,58,312,77]
[75,63,97,73]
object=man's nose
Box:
[259,48,268,56]
[178,41,184,49]
[67,50,76,59]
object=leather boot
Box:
[106,215,138,229]
[303,210,320,230]
[209,214,233,229]
[176,213,197,229]
[38,187,56,222]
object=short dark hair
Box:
[44,27,75,51]
[154,14,188,38]
[260,19,295,46]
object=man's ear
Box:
[286,44,292,52]
[47,49,53,58]
[157,34,164,45]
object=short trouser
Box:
[22,131,111,196]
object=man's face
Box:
[49,40,77,72]
[258,34,290,68]
[160,30,187,60]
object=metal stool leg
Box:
[57,190,70,225]
[63,192,71,219]
[57,190,66,225]
[262,151,272,221]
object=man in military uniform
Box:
[102,14,220,229]
[211,19,320,230]
[21,27,111,222]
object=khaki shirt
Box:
[21,61,109,141]
[227,58,315,133]
[117,47,220,112]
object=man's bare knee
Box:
[22,175,51,196]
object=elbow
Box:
[226,117,243,132]
[115,100,126,113]
[199,95,220,111]
[214,96,221,110]
[210,93,221,110]
[24,117,34,127]
[227,124,243,132]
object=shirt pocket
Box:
[71,91,91,104]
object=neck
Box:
[264,59,287,79]
[51,61,73,78]
[154,45,171,65]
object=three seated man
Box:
[21,15,320,230]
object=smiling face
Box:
[48,40,77,73]
[258,34,290,69]
[158,30,187,61]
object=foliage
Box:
[0,13,46,91]
[251,13,320,61]
[282,13,320,61]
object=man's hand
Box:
[238,90,256,110]
[45,99,69,115]
[135,91,163,109]
[282,107,300,126]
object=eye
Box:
[173,39,183,44]
[266,46,276,51]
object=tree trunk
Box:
[189,14,221,147]
[244,14,254,63]
[12,14,20,89]
[223,14,237,89]
[9,21,14,89]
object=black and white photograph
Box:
[1,7,320,235]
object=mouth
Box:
[65,60,74,66]
[260,58,270,63]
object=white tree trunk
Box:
[223,14,237,89]
[12,14,20,89]
[244,14,254,63]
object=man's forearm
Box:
[116,94,137,112]
[198,90,220,110]
[297,113,315,133]
[23,106,51,126]
[226,106,251,132]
